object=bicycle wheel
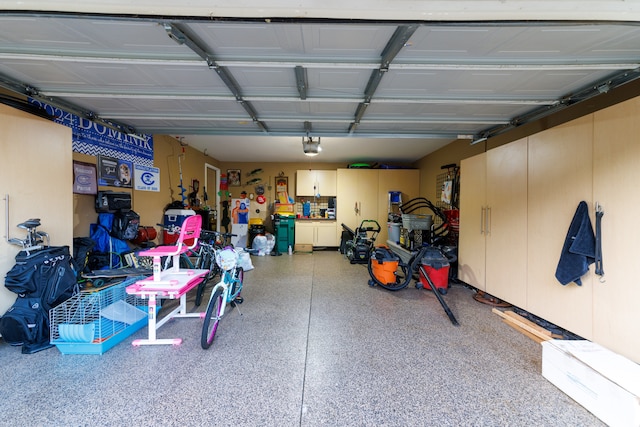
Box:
[194,251,219,307]
[201,287,224,349]
[193,251,208,306]
[230,267,244,304]
[367,247,411,291]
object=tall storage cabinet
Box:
[336,169,379,242]
[527,116,594,340]
[458,100,640,363]
[0,104,73,315]
[458,139,527,307]
[485,139,528,307]
[336,169,419,244]
[592,98,640,360]
[458,153,487,291]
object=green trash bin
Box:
[274,215,295,254]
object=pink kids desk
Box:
[126,215,208,346]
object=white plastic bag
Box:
[252,234,268,256]
[237,249,254,271]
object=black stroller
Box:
[343,219,381,264]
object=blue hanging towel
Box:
[555,201,596,286]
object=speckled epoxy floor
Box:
[0,251,603,426]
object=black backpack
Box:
[111,210,140,241]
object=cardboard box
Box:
[274,203,295,214]
[294,244,313,253]
[541,340,640,427]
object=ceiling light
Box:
[302,136,322,156]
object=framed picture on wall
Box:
[116,159,133,188]
[72,161,97,194]
[97,155,133,188]
[97,155,118,186]
[227,169,241,186]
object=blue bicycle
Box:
[201,246,244,349]
[157,224,235,307]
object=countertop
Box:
[295,217,336,221]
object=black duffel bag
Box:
[95,191,131,213]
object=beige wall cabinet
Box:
[461,110,640,363]
[527,116,594,340]
[336,169,419,244]
[592,98,640,361]
[296,170,337,196]
[460,126,592,336]
[458,138,528,307]
[336,169,379,242]
[485,138,528,308]
[0,104,73,314]
[295,221,338,246]
[458,152,487,291]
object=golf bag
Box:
[0,246,78,353]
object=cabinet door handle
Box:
[486,206,491,235]
[480,206,485,234]
[3,193,9,241]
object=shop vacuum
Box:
[368,246,402,286]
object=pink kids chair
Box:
[138,214,202,283]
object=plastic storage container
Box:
[389,191,402,204]
[402,213,432,231]
[163,209,196,244]
[387,222,401,243]
[419,247,450,294]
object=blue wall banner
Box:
[28,98,153,166]
[134,164,160,192]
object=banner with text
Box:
[28,98,153,166]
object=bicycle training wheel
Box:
[367,247,412,291]
[201,287,224,349]
[230,267,244,304]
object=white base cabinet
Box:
[295,221,338,246]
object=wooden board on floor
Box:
[503,310,552,337]
[501,319,546,343]
[492,308,553,343]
